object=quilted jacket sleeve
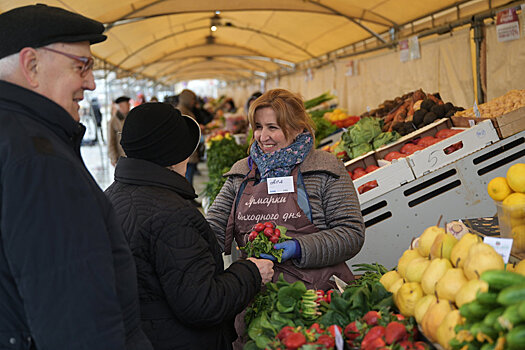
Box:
[295,165,365,269]
[206,176,240,251]
[153,207,261,327]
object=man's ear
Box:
[18,47,40,88]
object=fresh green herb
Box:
[304,92,335,110]
[203,136,246,203]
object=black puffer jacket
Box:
[105,157,262,350]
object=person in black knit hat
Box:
[0,4,152,350]
[104,102,274,350]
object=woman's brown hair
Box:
[248,89,316,147]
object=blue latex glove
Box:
[260,240,300,262]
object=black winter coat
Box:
[0,81,152,350]
[105,157,262,350]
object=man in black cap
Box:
[105,103,273,350]
[0,4,152,350]
[108,95,131,166]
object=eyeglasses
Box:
[40,47,94,77]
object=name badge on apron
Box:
[267,176,294,194]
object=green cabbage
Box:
[372,131,401,149]
[348,117,383,145]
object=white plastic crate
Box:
[406,120,499,178]
[348,157,415,204]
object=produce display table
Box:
[349,129,525,269]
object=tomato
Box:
[400,143,424,155]
[357,180,378,194]
[365,165,380,173]
[417,136,441,148]
[435,128,463,139]
[254,223,265,232]
[263,227,274,237]
[351,168,367,180]
[434,128,453,139]
[248,231,258,241]
[264,221,275,229]
[363,311,381,326]
[384,151,406,162]
[269,235,279,244]
[273,228,281,238]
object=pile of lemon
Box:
[487,163,525,251]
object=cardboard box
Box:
[452,106,525,139]
[345,155,414,204]
[406,120,499,178]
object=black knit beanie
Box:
[120,103,200,167]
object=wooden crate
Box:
[452,106,525,139]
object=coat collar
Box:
[225,149,342,178]
[114,157,197,199]
[0,80,85,155]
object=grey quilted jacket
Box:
[206,149,365,269]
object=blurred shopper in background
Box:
[0,4,152,349]
[105,103,273,350]
[108,95,130,166]
[176,89,201,186]
[90,96,105,143]
[245,91,262,115]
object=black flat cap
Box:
[0,4,106,59]
[115,96,131,104]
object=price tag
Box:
[334,325,344,350]
[483,236,513,263]
[473,101,481,118]
[267,176,294,194]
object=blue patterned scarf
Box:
[250,132,313,179]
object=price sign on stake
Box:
[334,325,344,350]
[483,236,513,263]
[473,101,481,118]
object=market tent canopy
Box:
[0,0,514,84]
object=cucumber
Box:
[497,283,525,305]
[480,343,495,350]
[498,305,524,330]
[507,324,525,349]
[460,301,494,321]
[481,270,525,290]
[476,291,499,305]
[483,307,505,328]
[470,322,497,342]
[519,301,525,319]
